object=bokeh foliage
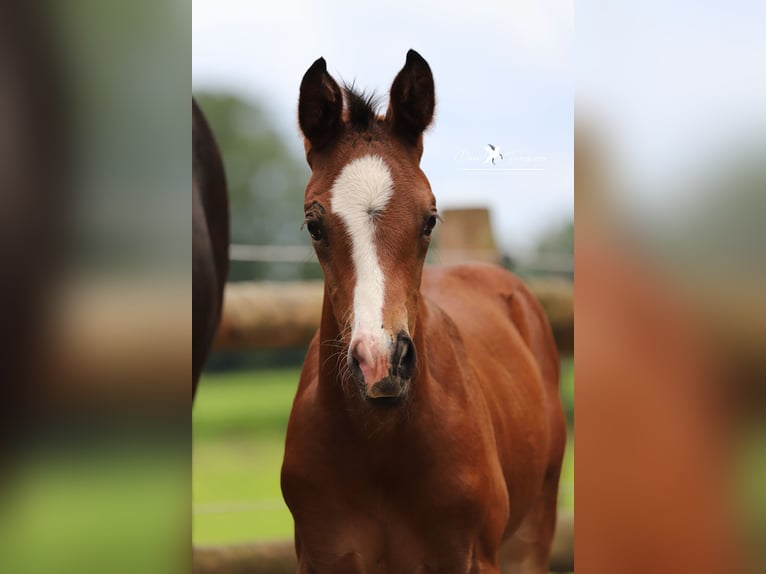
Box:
[194,92,318,282]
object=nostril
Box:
[348,350,363,381]
[393,333,417,379]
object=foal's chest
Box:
[298,516,483,574]
[290,449,498,574]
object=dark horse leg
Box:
[192,99,229,401]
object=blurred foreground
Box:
[576,98,765,574]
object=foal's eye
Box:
[423,215,437,237]
[306,220,323,241]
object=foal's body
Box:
[281,50,564,573]
[283,264,564,573]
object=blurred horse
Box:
[192,99,229,400]
[281,50,566,573]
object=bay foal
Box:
[281,50,566,574]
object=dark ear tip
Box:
[301,57,328,87]
[307,57,327,75]
[406,49,427,65]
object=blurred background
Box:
[192,0,575,556]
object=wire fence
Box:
[229,244,573,275]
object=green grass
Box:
[193,362,574,544]
[193,369,300,440]
[193,369,300,544]
[2,444,187,574]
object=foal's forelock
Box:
[330,155,394,342]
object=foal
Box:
[281,50,565,574]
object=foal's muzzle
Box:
[349,332,416,401]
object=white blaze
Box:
[330,155,393,349]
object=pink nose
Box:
[351,339,389,387]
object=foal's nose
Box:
[349,332,417,393]
[350,337,389,387]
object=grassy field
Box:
[193,363,574,544]
[193,370,299,543]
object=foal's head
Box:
[299,50,437,404]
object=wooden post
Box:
[213,280,573,355]
[434,207,498,264]
[213,281,323,350]
[193,541,296,574]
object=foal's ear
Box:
[386,50,435,145]
[298,57,343,150]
